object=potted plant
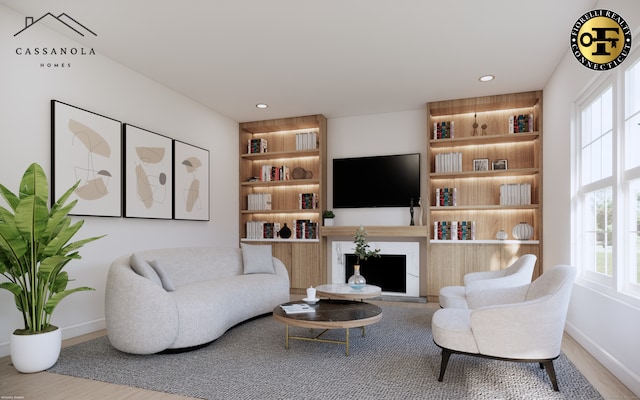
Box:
[0,163,104,373]
[348,225,380,289]
[322,210,335,226]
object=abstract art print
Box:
[173,140,210,221]
[123,124,173,219]
[51,100,122,217]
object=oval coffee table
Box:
[272,299,382,356]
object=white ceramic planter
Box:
[10,327,61,373]
[324,218,335,226]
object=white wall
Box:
[326,109,427,226]
[543,0,640,395]
[0,5,239,357]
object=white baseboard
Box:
[565,322,640,397]
[0,318,106,359]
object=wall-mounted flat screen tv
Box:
[333,153,420,208]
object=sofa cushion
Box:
[241,243,275,274]
[130,253,162,287]
[149,260,176,291]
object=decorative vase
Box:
[278,223,291,239]
[324,218,334,226]
[512,222,534,240]
[10,326,61,373]
[348,264,366,290]
[496,229,508,240]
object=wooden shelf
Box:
[241,149,319,161]
[430,168,540,179]
[241,209,320,214]
[430,239,539,244]
[321,225,429,238]
[430,132,539,148]
[430,204,540,211]
[241,179,320,187]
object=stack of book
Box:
[247,193,271,210]
[500,183,532,205]
[435,187,457,206]
[433,221,476,240]
[299,193,318,209]
[434,152,463,173]
[296,131,318,150]
[294,219,318,239]
[246,221,281,239]
[433,121,455,139]
[260,165,291,181]
[508,114,534,133]
[248,138,268,153]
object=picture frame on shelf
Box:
[51,100,123,217]
[123,124,173,219]
[174,140,210,221]
[492,159,508,170]
[473,158,489,171]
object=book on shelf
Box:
[298,193,318,209]
[434,152,462,173]
[433,220,476,240]
[508,114,534,133]
[260,165,291,182]
[435,187,457,206]
[247,193,272,210]
[294,219,318,239]
[245,221,281,239]
[280,303,315,314]
[295,131,318,150]
[433,121,455,139]
[248,138,268,154]
[499,183,531,205]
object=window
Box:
[575,51,640,300]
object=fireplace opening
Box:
[344,254,407,293]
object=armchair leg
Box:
[438,348,452,382]
[540,360,559,391]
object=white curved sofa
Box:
[105,245,290,354]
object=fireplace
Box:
[331,241,419,297]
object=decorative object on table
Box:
[173,140,210,221]
[322,210,335,226]
[492,159,508,170]
[472,112,478,136]
[472,158,489,172]
[0,163,104,373]
[496,229,508,240]
[409,198,415,226]
[481,123,488,135]
[291,167,305,180]
[278,223,292,238]
[51,100,123,217]
[512,222,534,240]
[417,197,424,226]
[349,226,381,290]
[304,286,318,303]
[123,124,173,219]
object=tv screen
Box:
[333,153,420,208]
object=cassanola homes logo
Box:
[13,12,97,68]
[570,9,632,71]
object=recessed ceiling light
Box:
[256,103,268,109]
[479,75,495,82]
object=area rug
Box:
[48,305,602,400]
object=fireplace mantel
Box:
[321,225,428,238]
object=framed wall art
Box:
[492,159,508,170]
[123,124,173,219]
[472,158,489,172]
[51,100,122,217]
[173,140,210,221]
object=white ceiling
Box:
[2,0,597,122]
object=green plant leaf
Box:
[0,186,20,212]
[0,281,23,297]
[42,220,83,257]
[44,287,94,315]
[14,196,49,246]
[19,163,48,204]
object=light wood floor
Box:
[0,301,637,400]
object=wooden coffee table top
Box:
[272,299,382,330]
[315,283,382,300]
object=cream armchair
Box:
[438,254,537,308]
[431,264,577,391]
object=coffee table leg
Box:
[285,325,290,349]
[345,328,350,356]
